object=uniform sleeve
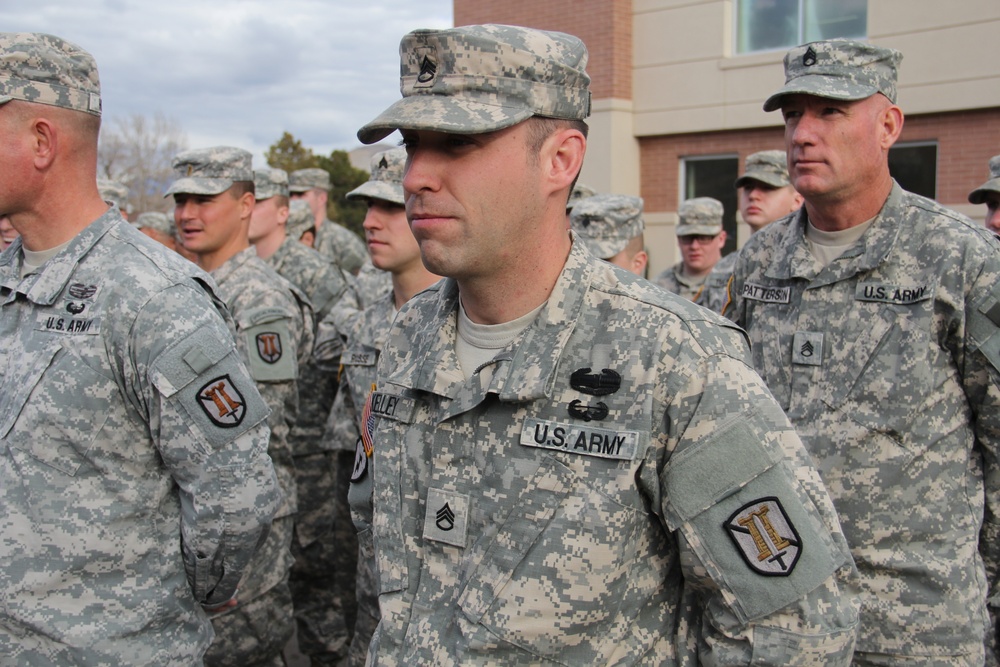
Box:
[314,282,362,367]
[962,267,1000,657]
[657,335,858,664]
[136,283,280,608]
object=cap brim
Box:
[762,77,880,112]
[164,178,233,198]
[969,178,1000,204]
[735,173,789,189]
[346,181,405,206]
[677,224,722,237]
[358,95,534,144]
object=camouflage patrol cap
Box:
[567,182,597,213]
[0,32,102,116]
[763,39,902,112]
[357,24,591,144]
[97,178,129,211]
[288,168,331,193]
[165,146,253,197]
[286,199,316,241]
[968,155,1000,205]
[734,150,791,189]
[134,211,175,237]
[346,148,406,206]
[570,194,644,259]
[254,168,289,201]
[676,197,724,237]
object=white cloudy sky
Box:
[1,0,453,161]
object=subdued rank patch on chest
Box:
[423,488,469,548]
[196,375,246,428]
[520,417,638,461]
[724,497,801,577]
[255,332,283,364]
[791,331,824,366]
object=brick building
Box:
[453,0,1000,275]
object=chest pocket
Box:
[820,301,936,447]
[1,340,116,476]
[455,454,644,663]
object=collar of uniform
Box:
[16,208,120,306]
[210,245,258,286]
[764,182,902,283]
[385,235,591,404]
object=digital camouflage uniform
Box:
[700,250,737,314]
[206,246,314,667]
[253,167,355,666]
[361,238,858,665]
[652,198,725,306]
[289,168,367,275]
[729,183,1000,665]
[330,293,396,667]
[0,32,280,666]
[729,39,1000,664]
[354,24,859,665]
[167,148,315,667]
[0,210,280,665]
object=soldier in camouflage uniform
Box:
[98,177,130,220]
[653,196,727,304]
[249,167,356,666]
[169,147,315,667]
[134,210,179,252]
[353,23,859,665]
[703,150,802,315]
[726,39,1000,666]
[0,33,279,665]
[969,154,1000,238]
[290,167,367,275]
[570,193,648,276]
[319,147,441,666]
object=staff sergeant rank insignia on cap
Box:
[197,375,246,428]
[725,497,802,576]
[255,332,283,364]
[803,46,817,66]
[416,50,437,85]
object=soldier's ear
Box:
[31,117,58,170]
[879,104,904,150]
[543,127,586,198]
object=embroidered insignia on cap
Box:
[255,332,282,364]
[417,55,437,84]
[570,367,622,396]
[197,375,246,428]
[725,497,801,577]
[186,165,194,177]
[803,46,817,67]
[378,155,389,170]
[568,399,608,422]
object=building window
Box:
[736,0,867,54]
[888,142,937,200]
[682,155,739,256]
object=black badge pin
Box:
[570,367,621,396]
[568,399,609,422]
[66,302,86,315]
[803,46,817,67]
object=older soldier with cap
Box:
[249,166,354,666]
[320,147,442,666]
[969,154,1000,238]
[653,196,727,303]
[352,23,857,665]
[289,167,367,275]
[0,33,279,664]
[703,150,802,314]
[134,210,178,251]
[168,147,314,667]
[727,39,1000,665]
[570,193,648,276]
